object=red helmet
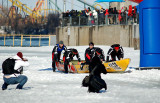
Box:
[114,47,119,50]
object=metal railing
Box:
[61,14,139,27]
[0,34,55,47]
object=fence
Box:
[61,14,139,27]
[0,34,55,47]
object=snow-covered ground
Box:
[0,46,160,103]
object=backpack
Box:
[89,75,107,93]
[2,58,16,74]
[82,76,90,87]
[88,65,107,93]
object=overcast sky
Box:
[4,0,137,12]
[5,0,109,11]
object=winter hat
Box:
[89,42,94,46]
[72,49,78,54]
[114,47,119,50]
[59,41,64,44]
[17,52,23,59]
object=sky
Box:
[2,0,137,12]
[5,0,109,11]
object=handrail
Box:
[0,34,55,47]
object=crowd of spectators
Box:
[60,5,138,26]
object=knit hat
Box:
[72,49,78,54]
[59,41,64,44]
[89,42,94,46]
[17,52,23,59]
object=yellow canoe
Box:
[56,58,130,73]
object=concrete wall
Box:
[91,25,133,47]
[56,25,140,49]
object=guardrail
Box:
[0,34,55,47]
[61,14,139,27]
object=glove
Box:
[78,58,81,62]
[80,65,83,70]
[22,58,28,61]
[102,61,105,64]
[78,62,81,65]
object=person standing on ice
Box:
[2,52,29,90]
[63,48,81,73]
[52,41,67,72]
[85,42,105,72]
[85,42,96,65]
[106,44,124,62]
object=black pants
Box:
[111,52,123,61]
[52,53,61,71]
[64,60,69,73]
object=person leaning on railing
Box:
[85,7,93,25]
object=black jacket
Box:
[106,44,124,62]
[63,48,81,62]
[85,47,96,64]
[89,56,107,78]
[52,44,67,60]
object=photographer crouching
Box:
[2,52,29,90]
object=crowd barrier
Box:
[61,14,139,27]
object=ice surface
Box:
[0,46,160,103]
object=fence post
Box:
[30,35,32,47]
[49,35,51,46]
[62,17,64,27]
[126,14,128,25]
[39,35,41,47]
[70,17,72,26]
[116,14,117,25]
[4,35,5,46]
[21,35,23,47]
[105,15,108,25]
[13,35,14,46]
[97,15,98,25]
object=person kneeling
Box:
[2,52,29,90]
[82,55,107,93]
[88,56,107,93]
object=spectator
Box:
[93,10,98,25]
[118,10,122,24]
[85,8,93,25]
[99,8,105,24]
